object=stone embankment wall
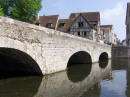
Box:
[0,16,111,75]
[112,46,130,58]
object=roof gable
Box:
[69,13,95,29]
[69,12,100,24]
[57,13,96,32]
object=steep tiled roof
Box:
[100,25,113,32]
[37,15,59,28]
[69,12,100,24]
[56,18,75,32]
[57,13,96,32]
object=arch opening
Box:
[67,51,92,82]
[0,48,42,79]
[99,52,108,61]
[67,51,92,65]
[99,52,108,68]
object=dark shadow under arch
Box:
[67,51,92,83]
[67,63,92,83]
[0,76,43,97]
[99,60,108,69]
[99,52,108,61]
[68,51,92,64]
[0,48,42,79]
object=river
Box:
[0,59,129,97]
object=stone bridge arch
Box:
[0,37,44,75]
[0,47,42,77]
[67,51,92,64]
[99,52,108,61]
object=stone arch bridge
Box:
[0,17,111,75]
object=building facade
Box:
[57,13,97,41]
[126,2,130,46]
[100,25,117,45]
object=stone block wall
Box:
[112,46,130,58]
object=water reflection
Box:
[0,76,42,97]
[111,59,128,70]
[1,59,130,97]
[99,60,108,69]
[35,60,111,97]
[67,64,92,83]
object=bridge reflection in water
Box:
[0,60,111,97]
[35,60,111,97]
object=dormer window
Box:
[78,22,83,27]
[59,23,65,27]
[46,23,52,28]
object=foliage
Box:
[0,0,42,23]
[0,5,3,16]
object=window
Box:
[78,22,83,27]
[78,32,80,36]
[59,23,65,27]
[84,31,86,36]
[46,23,52,28]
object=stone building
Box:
[126,2,130,45]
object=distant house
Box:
[69,12,100,33]
[126,2,130,46]
[100,25,117,45]
[34,12,102,42]
[57,13,98,41]
[57,12,101,41]
[114,34,118,45]
[34,15,59,30]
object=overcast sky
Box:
[39,0,130,41]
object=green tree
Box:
[0,6,3,16]
[0,0,42,23]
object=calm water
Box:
[0,59,130,97]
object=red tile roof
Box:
[69,12,100,24]
[36,15,59,28]
[56,18,75,32]
[100,25,113,32]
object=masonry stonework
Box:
[0,17,111,75]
